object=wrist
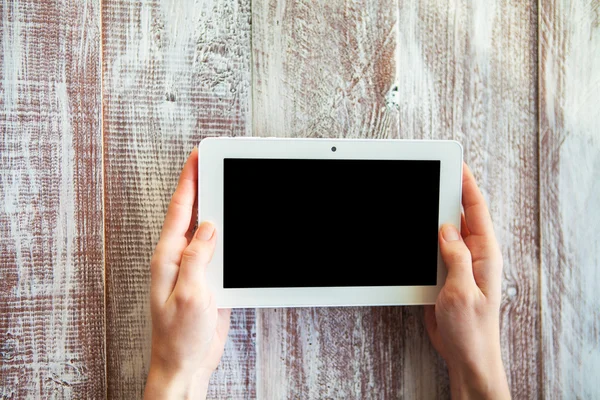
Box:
[447,355,510,400]
[144,361,212,400]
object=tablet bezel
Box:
[199,137,463,308]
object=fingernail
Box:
[442,225,460,242]
[196,222,215,241]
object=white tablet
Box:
[199,138,462,308]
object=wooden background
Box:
[1,0,598,398]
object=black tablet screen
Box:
[223,159,440,288]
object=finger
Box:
[160,148,198,242]
[461,163,503,292]
[150,242,182,306]
[460,213,470,239]
[172,222,217,308]
[461,163,495,238]
[439,224,476,285]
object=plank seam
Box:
[99,0,108,397]
[536,0,544,398]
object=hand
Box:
[144,148,231,400]
[425,163,511,400]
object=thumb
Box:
[173,221,217,306]
[439,224,475,285]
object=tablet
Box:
[199,138,462,308]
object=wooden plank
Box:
[101,0,254,398]
[0,0,105,398]
[252,0,402,398]
[540,0,600,398]
[396,1,540,398]
[252,0,399,139]
[258,307,408,398]
[394,2,457,397]
[253,0,539,398]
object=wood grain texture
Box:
[253,0,539,398]
[0,0,105,398]
[540,0,600,398]
[101,0,254,398]
[252,0,399,139]
[396,1,540,398]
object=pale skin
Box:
[145,149,510,399]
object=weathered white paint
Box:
[2,0,598,397]
[0,0,105,397]
[252,0,398,140]
[541,0,600,397]
[395,2,439,139]
[51,78,77,392]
